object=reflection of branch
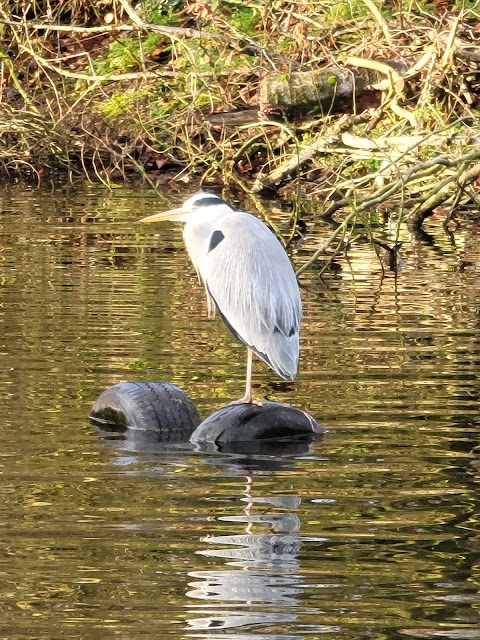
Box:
[296,149,480,275]
[296,210,358,276]
[408,160,480,230]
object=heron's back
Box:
[194,211,302,380]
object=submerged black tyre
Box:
[190,401,323,445]
[90,382,201,442]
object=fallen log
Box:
[258,65,383,119]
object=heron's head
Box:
[139,192,232,224]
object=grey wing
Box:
[202,213,302,380]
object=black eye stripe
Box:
[193,196,230,208]
[207,230,225,253]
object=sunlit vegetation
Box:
[0,0,479,266]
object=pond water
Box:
[1,182,480,639]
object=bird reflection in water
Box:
[185,474,326,635]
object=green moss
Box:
[93,38,142,75]
[342,158,381,177]
[321,0,368,24]
[172,39,254,75]
[95,87,150,122]
[91,0,181,76]
[229,7,260,35]
[135,0,184,25]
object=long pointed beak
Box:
[138,207,184,223]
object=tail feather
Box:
[252,330,299,381]
[210,288,300,381]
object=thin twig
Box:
[360,0,393,44]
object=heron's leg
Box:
[230,348,262,405]
[243,346,253,402]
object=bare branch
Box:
[0,17,227,42]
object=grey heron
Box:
[140,193,302,404]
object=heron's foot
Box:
[229,395,263,406]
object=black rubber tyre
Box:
[190,401,323,447]
[90,382,201,442]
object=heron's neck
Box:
[182,207,235,278]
